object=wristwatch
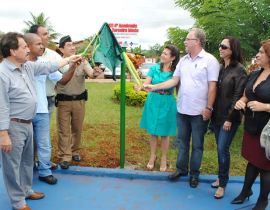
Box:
[206,106,213,112]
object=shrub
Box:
[112,82,148,107]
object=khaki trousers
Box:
[57,100,85,162]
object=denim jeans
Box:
[176,113,208,178]
[47,96,55,121]
[32,113,52,177]
[212,122,240,187]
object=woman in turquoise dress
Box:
[140,45,180,172]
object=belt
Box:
[11,118,32,124]
[154,90,172,95]
[56,90,87,102]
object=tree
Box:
[23,12,60,43]
[173,0,270,60]
[143,43,163,58]
[167,27,188,53]
[132,45,143,54]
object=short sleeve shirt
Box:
[173,49,220,115]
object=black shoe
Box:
[72,155,81,162]
[231,190,253,204]
[168,171,188,181]
[252,198,268,210]
[60,161,70,169]
[39,175,57,185]
[50,162,58,170]
[189,177,199,188]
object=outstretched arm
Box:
[144,76,180,91]
[57,63,77,85]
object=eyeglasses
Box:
[219,44,230,50]
[185,38,197,41]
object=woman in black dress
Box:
[232,39,270,210]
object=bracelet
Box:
[206,106,213,112]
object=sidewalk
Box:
[0,167,268,210]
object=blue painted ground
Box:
[0,167,269,210]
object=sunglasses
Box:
[219,44,230,50]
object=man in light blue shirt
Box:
[24,33,77,185]
[28,25,62,119]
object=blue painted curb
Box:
[52,166,260,184]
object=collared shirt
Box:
[35,57,63,113]
[173,49,219,115]
[0,58,59,130]
[56,61,88,95]
[41,48,62,96]
[35,75,48,113]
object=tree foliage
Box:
[167,27,188,53]
[173,0,270,60]
[142,43,163,58]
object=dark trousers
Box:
[176,113,208,178]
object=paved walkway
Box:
[0,167,269,210]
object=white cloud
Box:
[0,0,194,49]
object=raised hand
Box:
[247,100,268,112]
[234,99,246,110]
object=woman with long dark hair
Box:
[211,36,247,199]
[139,45,180,172]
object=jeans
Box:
[32,113,52,177]
[47,96,55,121]
[212,122,240,187]
[176,113,208,178]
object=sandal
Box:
[211,179,219,188]
[160,157,167,172]
[214,187,225,199]
[147,156,156,170]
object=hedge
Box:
[112,82,148,107]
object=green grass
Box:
[51,81,247,175]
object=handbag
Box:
[260,119,270,160]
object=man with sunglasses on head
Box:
[144,28,220,188]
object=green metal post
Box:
[120,48,126,168]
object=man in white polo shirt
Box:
[145,28,219,188]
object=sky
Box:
[0,0,195,49]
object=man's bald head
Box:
[24,33,44,60]
[24,33,41,45]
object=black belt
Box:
[11,118,32,124]
[153,90,172,95]
[55,90,88,106]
